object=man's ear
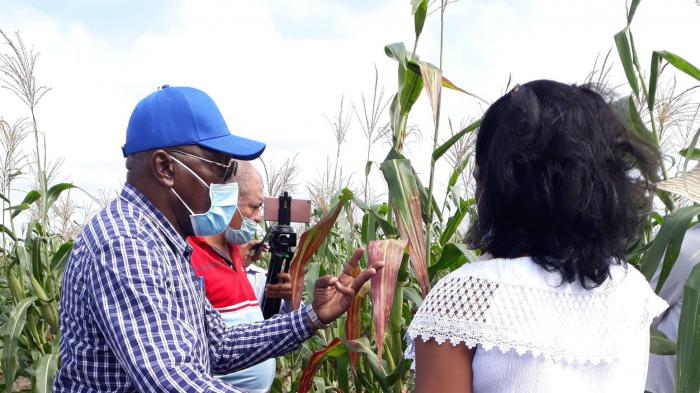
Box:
[151,150,175,188]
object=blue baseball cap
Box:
[122,85,266,159]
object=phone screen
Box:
[263,197,312,223]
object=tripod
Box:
[261,192,297,319]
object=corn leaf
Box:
[433,119,480,161]
[640,206,700,291]
[32,352,59,393]
[677,262,700,393]
[429,243,475,280]
[0,224,16,242]
[385,43,423,115]
[289,188,353,309]
[417,61,442,123]
[46,183,75,212]
[655,51,700,82]
[354,197,398,238]
[344,337,387,382]
[650,327,676,355]
[385,148,443,224]
[439,198,472,246]
[614,28,640,99]
[380,159,430,297]
[298,338,345,393]
[441,76,489,104]
[7,190,40,218]
[2,296,37,393]
[679,148,700,160]
[50,240,73,273]
[649,51,700,118]
[627,0,642,24]
[412,0,428,40]
[368,239,407,361]
[346,267,370,371]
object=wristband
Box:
[304,304,329,330]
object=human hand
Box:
[241,240,268,266]
[264,272,292,301]
[311,248,382,325]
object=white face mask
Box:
[225,210,258,245]
[170,155,239,237]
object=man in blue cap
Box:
[53,85,380,392]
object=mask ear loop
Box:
[232,208,246,230]
[171,188,195,215]
[169,155,210,190]
[169,155,207,216]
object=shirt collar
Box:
[121,182,192,258]
[246,264,267,274]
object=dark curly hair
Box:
[466,80,659,288]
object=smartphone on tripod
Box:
[259,192,311,319]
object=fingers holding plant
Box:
[311,248,380,325]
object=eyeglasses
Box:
[169,149,238,182]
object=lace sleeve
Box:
[405,266,667,368]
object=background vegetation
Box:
[0,0,698,392]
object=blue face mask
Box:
[225,210,258,245]
[170,155,239,237]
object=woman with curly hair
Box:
[406,80,667,393]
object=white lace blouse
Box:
[405,256,668,393]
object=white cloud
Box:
[0,0,698,209]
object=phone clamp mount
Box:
[261,192,297,319]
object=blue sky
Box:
[5,0,178,43]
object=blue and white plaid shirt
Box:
[54,183,315,392]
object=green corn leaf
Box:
[439,199,472,246]
[655,51,700,82]
[385,148,443,224]
[46,183,75,212]
[614,28,640,99]
[677,262,700,393]
[679,148,700,160]
[361,212,376,246]
[7,190,41,218]
[649,51,661,117]
[412,0,428,40]
[650,327,676,355]
[16,244,32,276]
[657,189,676,212]
[650,51,700,123]
[448,156,471,191]
[429,243,474,280]
[344,337,387,381]
[2,296,37,393]
[50,240,74,273]
[628,97,656,145]
[354,197,398,238]
[399,63,423,115]
[627,0,642,24]
[32,352,59,393]
[640,206,700,289]
[403,286,423,308]
[385,358,412,387]
[0,224,16,242]
[385,42,409,68]
[433,119,480,161]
